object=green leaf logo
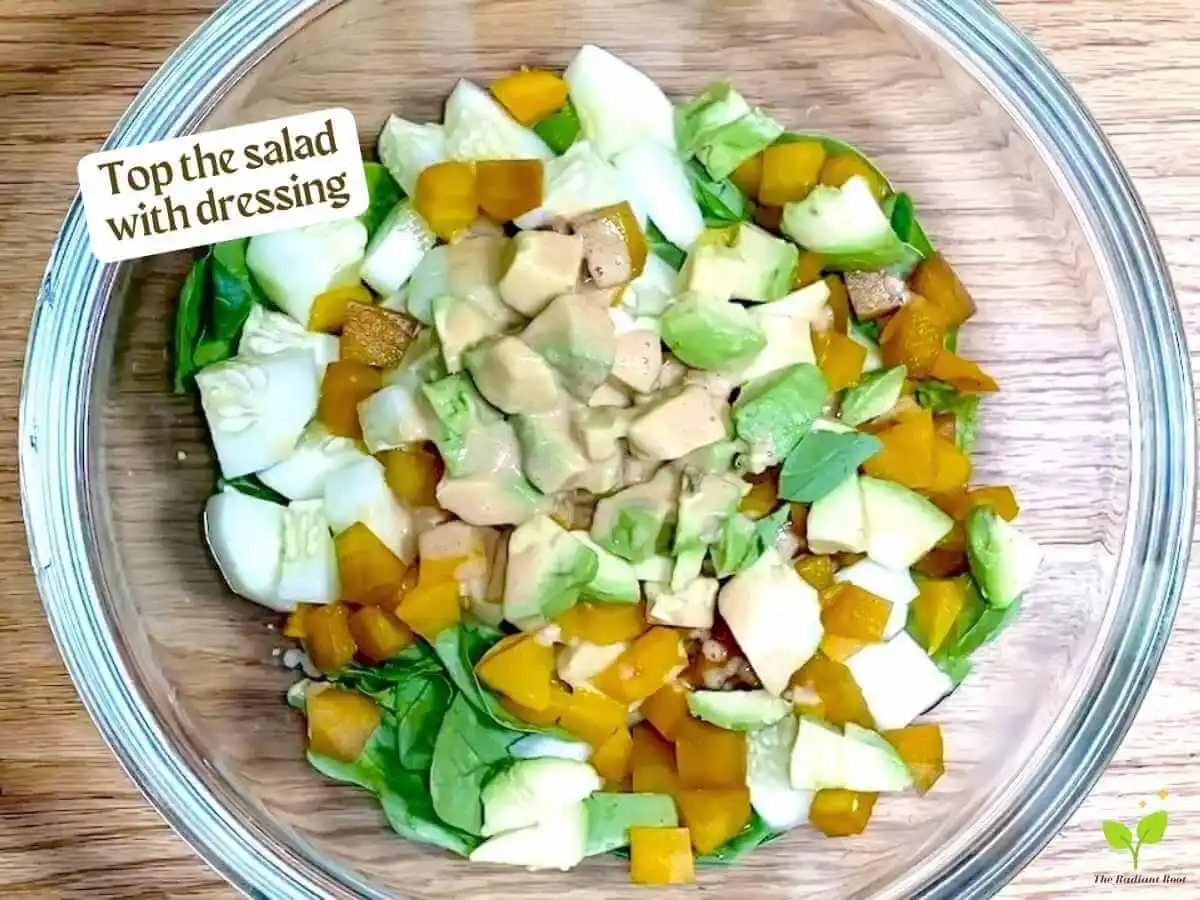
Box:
[1137,809,1168,845]
[1101,804,1169,870]
[1102,819,1133,851]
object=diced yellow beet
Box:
[592,628,686,703]
[967,486,1020,521]
[419,554,470,589]
[813,329,867,391]
[911,578,968,655]
[307,686,381,762]
[730,153,763,198]
[629,827,695,885]
[641,683,691,741]
[676,788,752,854]
[308,283,372,332]
[911,252,976,328]
[501,683,570,728]
[930,350,999,393]
[927,437,972,494]
[303,603,357,674]
[336,522,409,606]
[381,444,443,508]
[282,605,311,639]
[349,606,415,663]
[490,69,568,125]
[394,580,460,640]
[862,408,937,490]
[819,154,888,201]
[476,159,544,222]
[759,140,827,206]
[340,302,421,369]
[557,687,628,747]
[791,654,874,728]
[739,470,779,520]
[754,204,783,232]
[820,583,891,642]
[793,554,836,591]
[809,788,878,837]
[913,546,970,579]
[880,296,948,378]
[555,602,649,645]
[475,633,556,711]
[592,727,634,785]
[319,360,382,440]
[819,635,865,663]
[794,251,826,288]
[882,723,944,793]
[415,161,478,241]
[674,718,747,789]
[825,274,851,334]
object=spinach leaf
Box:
[533,100,582,155]
[779,430,883,503]
[172,254,209,393]
[646,220,687,271]
[686,159,752,225]
[698,813,783,865]
[944,325,960,354]
[915,381,982,453]
[209,238,264,341]
[217,474,289,505]
[429,695,521,835]
[855,319,882,343]
[883,192,935,259]
[360,162,403,238]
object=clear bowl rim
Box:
[19,0,1196,897]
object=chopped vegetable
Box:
[675,718,748,789]
[490,69,570,126]
[808,788,877,837]
[966,507,1042,609]
[592,627,687,703]
[475,633,557,710]
[641,683,691,741]
[378,115,446,194]
[349,606,415,663]
[677,788,753,853]
[911,252,976,327]
[812,329,867,391]
[306,685,381,762]
[246,220,368,327]
[564,45,676,158]
[629,827,695,885]
[360,201,436,296]
[475,159,545,222]
[613,141,705,250]
[677,82,783,180]
[759,139,827,207]
[303,603,358,673]
[340,302,421,369]
[415,160,479,241]
[882,723,944,793]
[443,79,554,161]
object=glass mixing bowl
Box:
[20,0,1195,897]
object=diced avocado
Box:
[246,220,368,326]
[733,363,827,471]
[436,470,547,528]
[672,471,748,588]
[687,689,791,732]
[630,551,674,582]
[806,474,866,554]
[679,438,742,474]
[522,294,616,401]
[627,386,728,461]
[469,803,587,871]
[644,577,719,629]
[432,294,503,374]
[781,176,922,274]
[728,281,827,384]
[571,407,631,462]
[677,82,783,181]
[709,512,761,578]
[681,223,798,303]
[966,507,1042,609]
[464,336,561,416]
[571,532,640,604]
[583,793,679,856]
[590,468,679,563]
[360,201,437,295]
[481,758,601,837]
[748,715,813,831]
[660,292,766,371]
[839,365,907,427]
[421,374,484,477]
[718,549,824,695]
[504,515,599,627]
[513,407,591,495]
[789,717,913,793]
[845,632,954,730]
[860,476,954,569]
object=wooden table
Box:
[0,1,1196,896]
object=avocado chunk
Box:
[748,715,813,830]
[806,474,867,554]
[966,507,1043,609]
[789,717,914,792]
[860,476,953,569]
[709,512,762,578]
[681,222,798,303]
[432,294,503,374]
[436,468,547,528]
[469,803,588,871]
[590,467,679,563]
[687,689,791,732]
[672,470,748,587]
[839,365,907,427]
[627,386,728,462]
[513,405,592,494]
[481,758,601,837]
[728,281,827,383]
[571,532,640,604]
[583,793,679,856]
[718,549,824,695]
[660,292,766,371]
[522,293,616,400]
[781,176,921,273]
[644,577,719,629]
[464,336,561,415]
[504,515,599,627]
[499,231,584,317]
[732,363,827,471]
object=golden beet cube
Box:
[475,633,556,712]
[641,683,691,741]
[302,603,357,674]
[306,686,381,762]
[792,653,874,729]
[591,726,634,786]
[809,788,878,837]
[592,627,687,703]
[555,602,648,645]
[813,329,868,392]
[381,443,443,508]
[862,408,937,490]
[674,718,747,789]
[318,360,382,440]
[415,161,478,241]
[911,578,968,655]
[883,722,945,794]
[490,69,568,125]
[336,522,409,606]
[820,582,891,643]
[676,788,752,853]
[348,606,415,663]
[629,827,695,885]
[557,686,628,747]
[911,252,976,328]
[308,283,372,333]
[394,580,460,640]
[793,554,836,591]
[476,159,544,222]
[759,140,827,206]
[819,153,888,201]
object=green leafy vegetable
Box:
[855,319,882,343]
[429,695,521,835]
[360,161,404,238]
[732,363,828,470]
[647,220,687,270]
[926,584,1023,682]
[883,192,935,258]
[533,100,581,154]
[779,430,883,502]
[209,239,264,340]
[217,474,289,505]
[686,160,752,225]
[840,366,907,427]
[172,254,209,393]
[677,83,783,180]
[915,381,981,452]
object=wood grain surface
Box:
[1,1,1198,898]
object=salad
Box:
[175,45,1043,886]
